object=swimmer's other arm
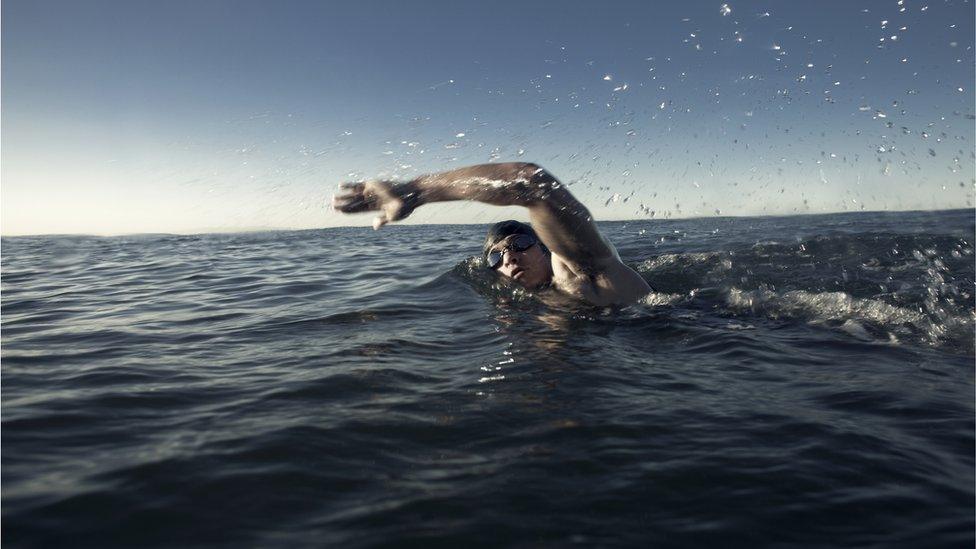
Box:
[332,162,651,302]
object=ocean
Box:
[2,209,973,547]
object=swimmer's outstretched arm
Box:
[332,163,650,298]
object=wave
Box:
[632,232,974,350]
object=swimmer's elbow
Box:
[518,162,555,186]
[511,163,571,205]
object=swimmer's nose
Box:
[502,249,520,267]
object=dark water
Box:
[3,209,974,548]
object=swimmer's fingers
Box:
[333,181,366,202]
[332,182,378,213]
[332,195,374,213]
[331,180,414,230]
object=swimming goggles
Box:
[486,234,539,269]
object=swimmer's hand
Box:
[332,180,419,230]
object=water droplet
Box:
[928,148,937,157]
[720,3,732,16]
[603,74,613,81]
[456,132,466,138]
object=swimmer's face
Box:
[488,234,553,289]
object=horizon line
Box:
[1,207,970,239]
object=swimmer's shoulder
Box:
[550,254,649,306]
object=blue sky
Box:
[3,0,973,235]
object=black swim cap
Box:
[482,220,547,263]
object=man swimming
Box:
[332,162,651,306]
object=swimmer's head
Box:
[483,220,552,289]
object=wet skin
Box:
[332,163,652,305]
[489,234,554,289]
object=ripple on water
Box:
[1,212,973,547]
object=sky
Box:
[2,0,974,235]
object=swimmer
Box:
[332,162,651,306]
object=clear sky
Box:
[2,0,973,235]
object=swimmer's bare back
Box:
[332,162,650,306]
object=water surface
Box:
[3,209,973,547]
